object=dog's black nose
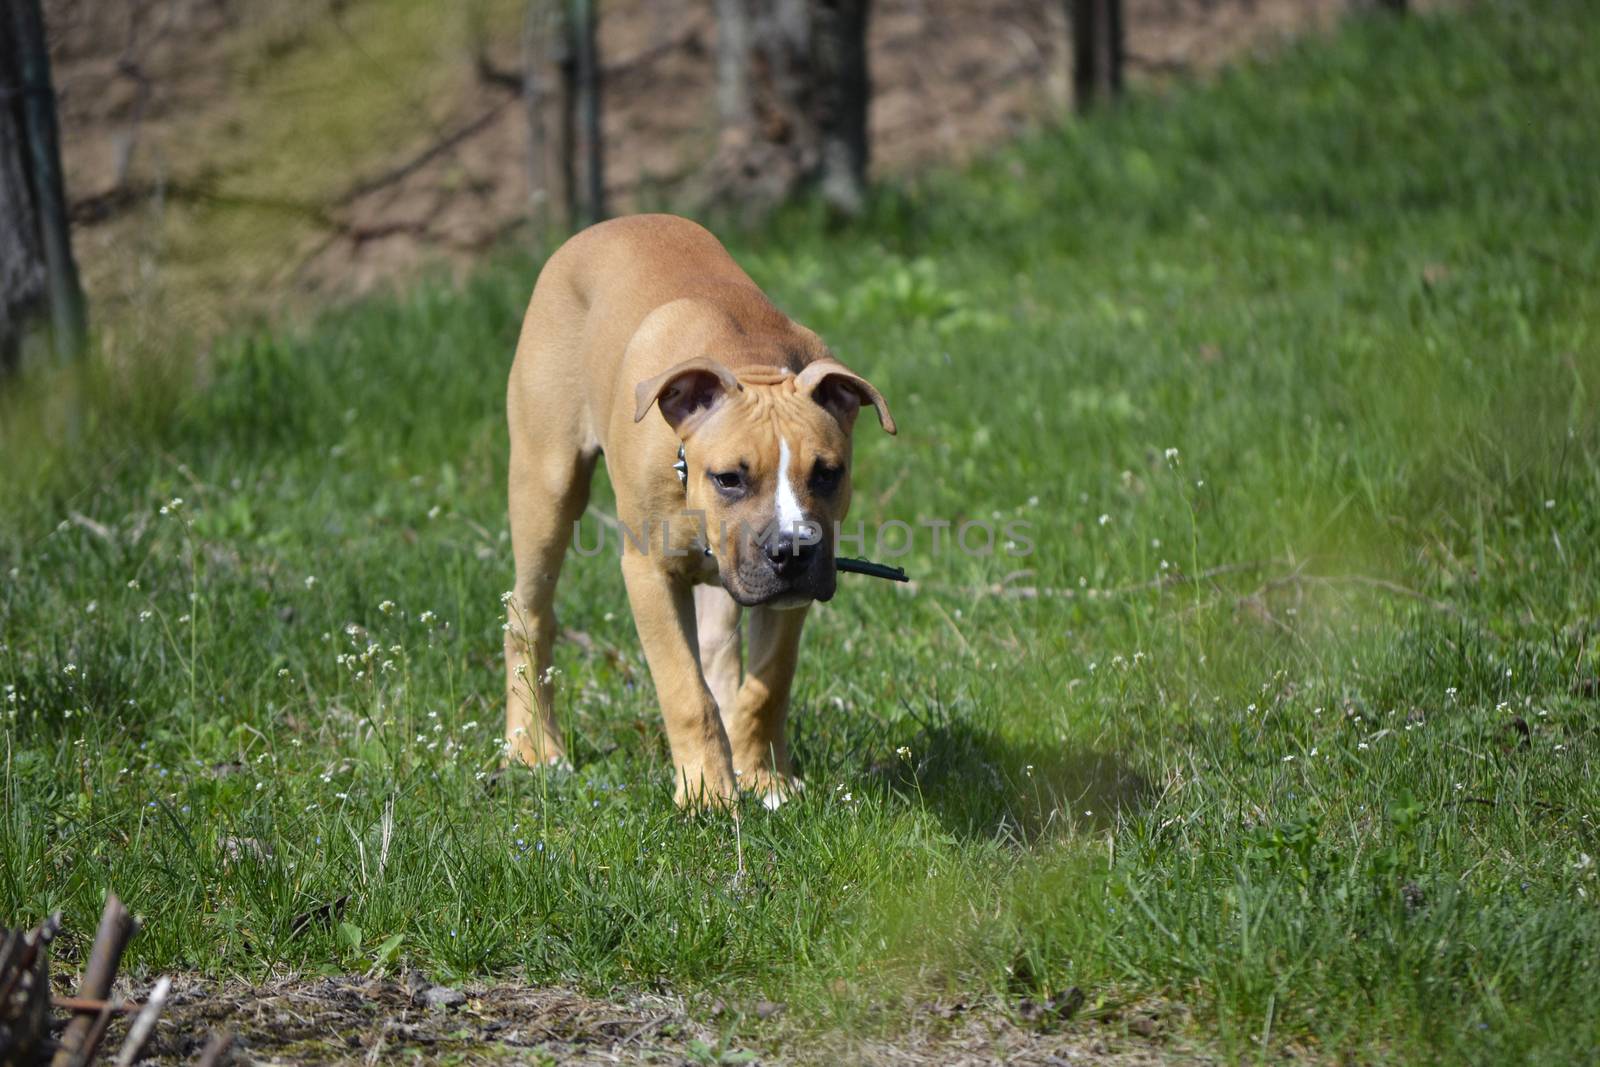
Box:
[764,529,819,577]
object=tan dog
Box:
[503,214,895,809]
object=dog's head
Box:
[635,357,895,607]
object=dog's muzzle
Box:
[726,524,836,606]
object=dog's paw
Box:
[739,769,805,810]
[482,755,573,793]
[673,762,740,812]
[502,733,573,774]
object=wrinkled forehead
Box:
[697,383,850,466]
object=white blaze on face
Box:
[774,437,806,535]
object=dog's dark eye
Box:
[810,462,843,495]
[711,470,744,492]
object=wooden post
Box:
[553,2,578,230]
[714,0,753,134]
[7,0,87,364]
[0,47,43,376]
[707,0,877,216]
[50,895,136,1067]
[1070,0,1124,111]
[519,0,551,235]
[811,0,872,218]
[568,0,605,227]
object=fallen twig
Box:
[0,912,60,1006]
[903,559,1277,601]
[903,560,1462,617]
[333,105,506,208]
[50,896,137,1067]
[3,905,196,1067]
[0,917,56,1064]
[112,976,170,1067]
[73,998,120,1066]
[50,996,138,1016]
[71,179,333,227]
[1239,570,1460,618]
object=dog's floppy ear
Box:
[634,357,742,435]
[796,360,897,435]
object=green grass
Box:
[5,1,1600,1061]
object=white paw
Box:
[760,778,804,810]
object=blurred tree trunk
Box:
[709,0,872,218]
[519,0,553,234]
[568,0,605,227]
[1070,0,1124,111]
[811,0,870,216]
[1,0,87,373]
[713,0,753,132]
[553,4,578,230]
[1,55,46,376]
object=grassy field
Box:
[5,1,1600,1062]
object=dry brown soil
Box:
[44,0,1380,340]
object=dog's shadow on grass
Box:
[803,705,1154,843]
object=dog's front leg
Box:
[725,604,810,808]
[621,554,739,809]
[694,584,743,717]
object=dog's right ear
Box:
[634,358,742,436]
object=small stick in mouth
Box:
[835,557,909,583]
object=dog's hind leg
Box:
[694,584,743,720]
[504,432,597,770]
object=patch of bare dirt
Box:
[138,974,712,1065]
[42,0,1448,340]
[49,972,1210,1065]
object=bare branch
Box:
[50,894,137,1067]
[113,975,172,1067]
